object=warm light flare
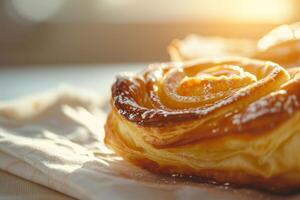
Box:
[192,0,294,23]
[97,0,294,23]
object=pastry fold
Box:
[105,57,300,193]
[169,23,300,67]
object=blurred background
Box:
[0,0,299,66]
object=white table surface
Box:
[0,63,146,200]
[0,63,146,101]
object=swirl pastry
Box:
[169,23,300,68]
[105,57,300,193]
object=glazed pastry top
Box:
[111,57,300,148]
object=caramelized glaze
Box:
[111,57,300,148]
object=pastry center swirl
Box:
[162,64,258,109]
[112,57,293,126]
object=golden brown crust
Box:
[105,57,300,193]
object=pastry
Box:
[255,23,300,67]
[169,23,300,67]
[168,35,256,61]
[105,57,300,193]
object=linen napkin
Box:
[0,86,298,200]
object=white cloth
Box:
[0,169,73,200]
[0,87,298,200]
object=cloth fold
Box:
[0,87,297,200]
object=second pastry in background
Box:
[169,22,300,68]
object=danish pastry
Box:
[105,57,300,193]
[169,23,300,68]
[255,23,300,67]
